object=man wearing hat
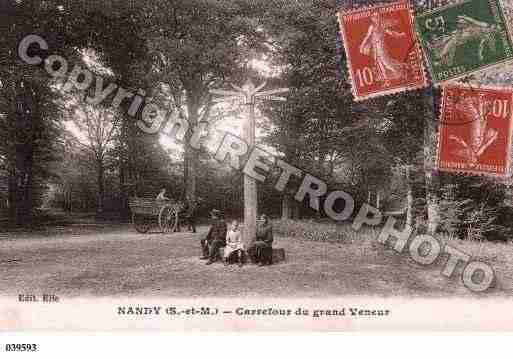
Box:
[201,209,227,265]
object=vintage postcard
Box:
[2,0,513,337]
[437,84,513,177]
[337,0,428,101]
[416,0,513,84]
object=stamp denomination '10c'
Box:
[338,0,428,101]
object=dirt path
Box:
[0,226,510,298]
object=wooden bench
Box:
[218,247,286,263]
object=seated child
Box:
[224,220,244,267]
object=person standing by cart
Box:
[179,197,200,233]
[156,188,170,202]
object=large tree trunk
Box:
[292,200,300,219]
[424,88,440,234]
[21,153,34,223]
[184,144,198,205]
[282,193,292,220]
[119,158,127,218]
[425,171,440,234]
[9,151,34,225]
[185,94,199,209]
[405,165,414,228]
[97,158,105,215]
[118,118,130,221]
[7,164,17,224]
[68,186,73,213]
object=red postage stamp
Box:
[338,0,428,101]
[437,84,513,177]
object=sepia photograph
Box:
[1,0,513,334]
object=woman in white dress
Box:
[224,220,244,267]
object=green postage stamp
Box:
[416,0,513,84]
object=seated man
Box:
[201,209,227,265]
[248,214,274,266]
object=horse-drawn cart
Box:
[128,197,183,234]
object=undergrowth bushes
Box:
[272,219,379,242]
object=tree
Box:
[45,130,98,213]
[335,0,443,232]
[261,0,353,219]
[140,0,262,210]
[0,0,64,223]
[70,105,118,215]
[0,0,97,224]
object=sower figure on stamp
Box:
[248,214,274,266]
[359,14,408,86]
[201,209,227,265]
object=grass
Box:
[0,219,512,298]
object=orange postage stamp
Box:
[437,84,513,177]
[338,0,428,101]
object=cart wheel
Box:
[132,213,151,234]
[159,205,178,233]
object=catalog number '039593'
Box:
[5,344,38,352]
